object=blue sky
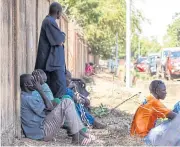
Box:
[135,0,180,44]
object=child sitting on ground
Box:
[32,69,95,140]
[32,69,60,106]
[20,71,92,145]
[130,80,180,146]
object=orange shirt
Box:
[130,95,171,137]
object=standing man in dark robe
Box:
[35,2,66,98]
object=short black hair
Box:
[149,80,164,94]
[49,2,62,15]
[35,69,45,75]
[20,74,32,89]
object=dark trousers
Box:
[45,70,66,98]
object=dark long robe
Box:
[35,15,65,71]
[35,15,66,98]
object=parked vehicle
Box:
[134,57,148,72]
[165,48,180,80]
[147,56,157,76]
[147,53,160,76]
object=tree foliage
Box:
[59,0,144,59]
[163,13,180,47]
[139,37,161,56]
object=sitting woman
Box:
[85,63,91,76]
[130,80,180,146]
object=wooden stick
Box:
[110,92,141,113]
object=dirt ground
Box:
[13,72,180,146]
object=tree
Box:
[163,14,180,47]
[135,37,161,57]
[59,0,144,59]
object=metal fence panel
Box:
[0,1,94,145]
[1,0,16,145]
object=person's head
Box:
[149,80,167,100]
[66,70,72,86]
[34,69,47,85]
[20,74,35,92]
[49,2,62,19]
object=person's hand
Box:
[52,101,58,107]
[62,32,66,36]
[75,93,86,104]
[32,70,44,85]
[32,71,42,91]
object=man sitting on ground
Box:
[130,80,180,146]
[20,71,92,145]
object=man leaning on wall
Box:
[35,2,66,99]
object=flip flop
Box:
[81,132,96,141]
[72,136,92,146]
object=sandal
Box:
[81,137,92,146]
[81,131,96,141]
[72,135,92,146]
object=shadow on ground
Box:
[12,108,143,146]
[12,73,145,146]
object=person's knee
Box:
[61,97,74,106]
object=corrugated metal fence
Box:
[0,0,95,145]
[60,15,93,77]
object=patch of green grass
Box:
[91,104,109,118]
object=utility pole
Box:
[138,39,140,58]
[115,32,118,75]
[126,0,131,88]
